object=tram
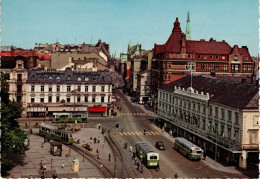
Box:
[135,141,159,168]
[39,123,73,144]
[52,112,87,123]
[174,137,202,160]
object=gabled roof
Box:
[160,75,259,109]
[186,40,232,55]
[239,47,252,62]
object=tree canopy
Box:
[1,72,28,176]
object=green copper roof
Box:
[185,11,191,40]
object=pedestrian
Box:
[132,152,135,159]
[94,137,96,144]
[68,148,71,157]
[125,142,127,149]
[43,163,47,171]
[102,128,104,134]
[108,153,111,161]
[29,174,33,179]
[90,137,93,143]
[41,142,44,148]
[140,164,143,174]
[30,129,33,134]
[137,161,140,170]
[203,150,207,160]
[102,142,105,148]
[174,173,178,179]
[61,160,64,168]
[98,123,101,130]
[129,145,132,152]
[134,158,137,165]
[96,148,99,154]
[39,160,43,170]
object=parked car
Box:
[155,141,165,150]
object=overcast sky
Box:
[2,0,259,57]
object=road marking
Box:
[135,132,140,135]
[119,132,123,136]
[139,132,144,135]
[133,113,136,115]
[150,131,156,135]
[155,132,160,135]
[131,132,136,135]
[146,131,152,135]
[123,132,127,135]
[127,132,131,135]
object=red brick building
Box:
[151,17,254,99]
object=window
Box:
[228,110,232,121]
[221,109,225,118]
[222,55,225,59]
[93,86,96,92]
[40,98,44,103]
[234,55,238,60]
[41,86,44,92]
[56,96,60,103]
[188,54,191,58]
[101,86,105,92]
[77,77,81,81]
[164,74,167,80]
[31,85,35,92]
[168,63,171,68]
[49,87,52,92]
[67,97,70,103]
[215,107,218,117]
[68,75,71,80]
[210,55,213,59]
[67,86,71,92]
[85,77,89,81]
[18,64,22,68]
[198,103,200,112]
[209,106,212,115]
[31,98,35,103]
[198,55,201,59]
[48,96,52,103]
[235,112,239,124]
[92,97,96,102]
[85,86,88,92]
[203,104,206,114]
[49,76,53,80]
[216,55,219,59]
[32,75,35,80]
[78,86,81,92]
[41,76,45,80]
[168,74,170,80]
[77,96,81,102]
[56,76,61,80]
[193,103,195,110]
[204,55,207,59]
[108,86,111,92]
[57,86,60,92]
[108,96,110,102]
[101,96,105,102]
[85,96,88,102]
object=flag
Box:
[187,64,192,72]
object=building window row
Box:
[31,85,110,92]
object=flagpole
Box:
[215,129,217,164]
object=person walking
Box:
[132,152,135,159]
[68,149,71,157]
[129,145,132,152]
[174,173,178,179]
[43,163,47,171]
[39,160,43,170]
[136,161,140,170]
[108,153,111,161]
[203,149,207,160]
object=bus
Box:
[135,141,159,168]
[52,112,88,123]
[39,123,73,144]
[174,137,203,160]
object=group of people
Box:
[90,136,100,144]
[39,160,47,177]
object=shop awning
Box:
[88,108,107,112]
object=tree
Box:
[1,72,28,176]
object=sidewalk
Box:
[7,129,103,178]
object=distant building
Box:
[136,70,151,104]
[2,60,28,116]
[157,75,259,169]
[26,68,113,117]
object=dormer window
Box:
[210,55,213,59]
[234,55,238,60]
[92,77,96,81]
[18,64,22,68]
[85,77,89,81]
[68,75,71,80]
[41,76,45,80]
[188,54,191,58]
[32,75,35,80]
[222,55,225,59]
[216,55,219,59]
[198,55,201,59]
[56,76,61,80]
[243,56,248,61]
[49,76,53,80]
[204,55,207,59]
[77,77,81,81]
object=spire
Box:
[185,11,191,40]
[172,17,181,32]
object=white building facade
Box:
[157,75,259,169]
[26,68,113,117]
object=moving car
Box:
[155,141,165,150]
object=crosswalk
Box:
[119,113,146,116]
[118,131,161,136]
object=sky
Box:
[1,0,259,57]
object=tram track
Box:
[105,123,141,178]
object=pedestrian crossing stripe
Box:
[117,131,160,136]
[119,113,146,116]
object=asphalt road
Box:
[108,89,249,178]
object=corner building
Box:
[26,68,112,117]
[157,75,259,169]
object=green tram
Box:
[174,137,202,160]
[52,112,88,123]
[135,141,159,168]
[39,123,73,144]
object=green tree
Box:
[1,72,28,176]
